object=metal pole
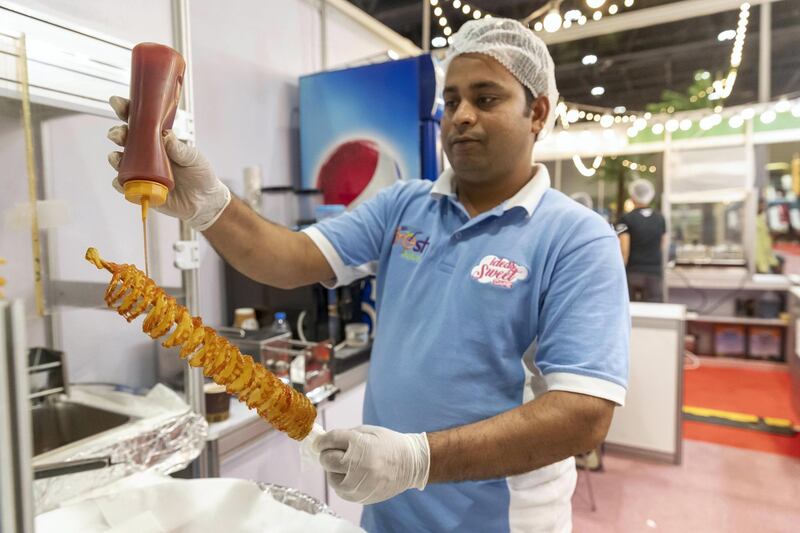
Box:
[321,0,328,69]
[758,1,771,103]
[172,0,208,478]
[422,0,430,52]
[1,301,34,533]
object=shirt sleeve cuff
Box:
[544,372,627,406]
[301,226,376,289]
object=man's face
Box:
[441,53,548,184]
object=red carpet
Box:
[682,363,800,458]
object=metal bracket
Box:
[173,241,200,270]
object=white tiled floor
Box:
[572,440,800,533]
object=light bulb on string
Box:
[578,16,588,25]
[634,118,647,130]
[729,115,744,128]
[431,36,447,48]
[593,11,603,21]
[444,26,452,36]
[609,4,618,15]
[586,0,606,8]
[760,110,777,124]
[775,99,791,113]
[741,107,755,120]
[591,86,605,96]
[430,0,438,5]
[463,5,471,14]
[791,104,800,118]
[652,123,664,135]
[665,119,679,132]
[473,10,482,19]
[680,118,692,131]
[543,8,563,32]
[600,114,614,128]
[627,126,638,137]
[624,0,634,6]
[453,0,461,8]
[566,108,580,123]
[439,17,447,26]
[434,6,442,16]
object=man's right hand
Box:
[106,95,231,231]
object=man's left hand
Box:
[315,425,430,504]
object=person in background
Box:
[616,178,666,302]
[107,18,629,533]
[756,198,781,273]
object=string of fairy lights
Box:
[530,0,637,33]
[429,0,639,47]
[425,1,800,179]
[429,0,493,48]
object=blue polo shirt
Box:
[304,164,629,533]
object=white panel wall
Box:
[326,6,400,68]
[190,0,322,328]
[12,0,173,46]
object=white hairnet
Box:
[443,18,559,137]
[629,179,655,205]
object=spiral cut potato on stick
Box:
[85,247,316,440]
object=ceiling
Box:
[345,0,800,113]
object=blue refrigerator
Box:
[299,54,443,209]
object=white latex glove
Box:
[106,95,231,231]
[316,425,430,505]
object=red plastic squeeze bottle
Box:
[117,43,185,276]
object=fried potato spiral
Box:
[85,247,316,440]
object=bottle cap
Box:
[123,180,169,207]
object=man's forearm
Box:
[427,391,614,483]
[202,196,334,289]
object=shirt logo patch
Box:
[393,226,431,263]
[471,255,529,289]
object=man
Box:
[617,178,666,302]
[107,18,628,533]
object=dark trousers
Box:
[626,271,663,303]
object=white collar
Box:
[430,163,551,217]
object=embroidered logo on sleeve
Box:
[393,226,431,263]
[470,255,529,288]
